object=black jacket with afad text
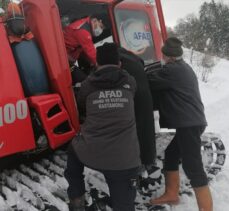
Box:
[73,65,141,170]
[148,59,207,129]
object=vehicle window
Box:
[114,7,156,64]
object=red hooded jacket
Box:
[63,17,96,65]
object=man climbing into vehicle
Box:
[148,37,213,211]
[62,14,108,84]
[64,43,141,211]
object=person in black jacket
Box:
[148,37,213,211]
[119,47,156,167]
[64,43,141,211]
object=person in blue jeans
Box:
[65,43,141,211]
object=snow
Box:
[0,8,4,14]
[0,50,229,210]
[206,38,211,47]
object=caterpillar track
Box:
[0,132,226,211]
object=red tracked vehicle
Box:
[0,0,166,159]
[0,2,226,209]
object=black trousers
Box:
[71,66,88,85]
[164,126,208,188]
[64,146,138,211]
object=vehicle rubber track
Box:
[0,132,226,211]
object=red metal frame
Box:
[22,0,80,132]
[0,18,36,158]
[108,3,120,44]
[155,0,167,41]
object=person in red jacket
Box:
[63,14,107,84]
[63,15,106,65]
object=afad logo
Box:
[133,24,151,41]
[121,19,151,52]
[133,31,151,41]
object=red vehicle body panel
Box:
[155,0,167,41]
[0,19,36,158]
[28,94,76,149]
[22,0,80,132]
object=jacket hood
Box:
[88,65,129,89]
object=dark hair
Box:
[91,13,110,29]
[96,43,120,65]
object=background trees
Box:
[170,0,229,59]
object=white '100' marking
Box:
[0,100,28,127]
